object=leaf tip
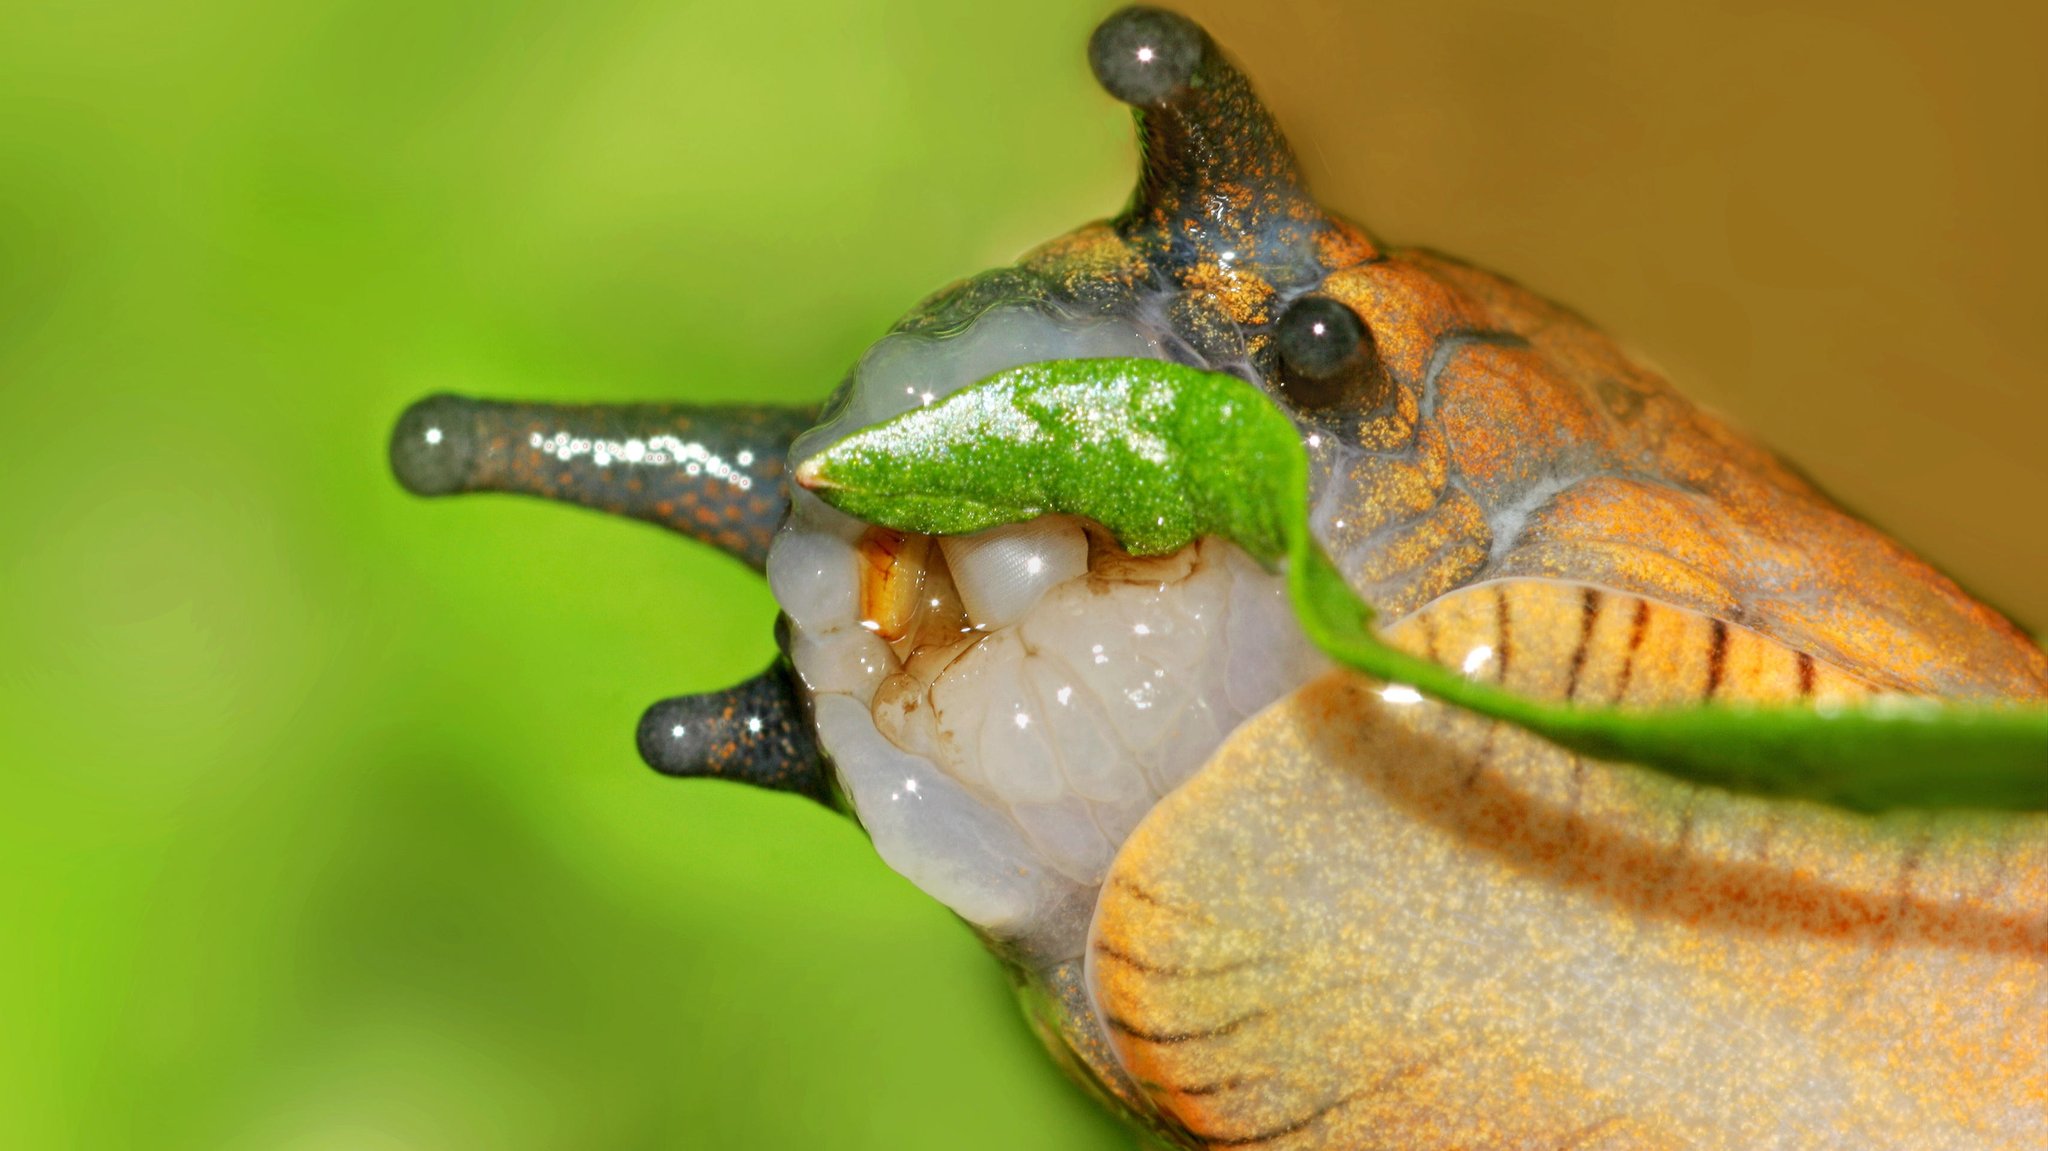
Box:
[792,456,834,492]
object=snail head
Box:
[389,6,1416,960]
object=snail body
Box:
[390,8,2048,1147]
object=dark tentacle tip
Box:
[636,697,696,776]
[389,393,477,497]
[1089,6,1205,108]
[636,666,833,807]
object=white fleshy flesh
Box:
[769,306,1325,960]
[938,517,1090,629]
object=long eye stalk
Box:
[389,394,816,570]
[1090,5,1363,284]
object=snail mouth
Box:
[767,304,1323,958]
[779,513,1319,958]
[856,517,1311,875]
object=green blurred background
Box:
[3,1,2042,1148]
[1,1,1134,1147]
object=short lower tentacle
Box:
[389,394,816,569]
[636,662,832,805]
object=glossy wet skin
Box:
[752,2,2046,961]
[389,6,2048,1147]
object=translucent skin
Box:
[772,305,1329,960]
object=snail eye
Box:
[1272,295,1384,411]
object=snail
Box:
[388,7,2048,1148]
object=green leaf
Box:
[798,358,2048,813]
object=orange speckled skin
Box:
[975,201,2048,1146]
[1092,584,2048,1149]
[979,176,2048,1147]
[997,219,2047,700]
[1318,248,2048,698]
[913,11,2048,1145]
[987,133,2048,1151]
